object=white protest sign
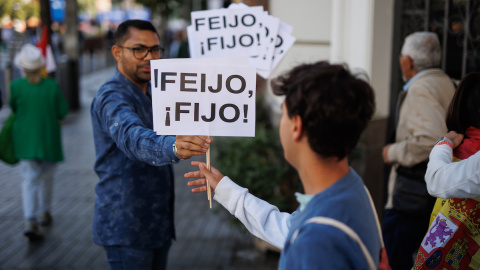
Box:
[151,59,256,137]
[158,57,249,66]
[254,13,280,70]
[187,5,295,77]
[190,6,264,60]
[224,5,278,71]
[257,22,296,79]
[227,2,249,9]
[271,28,296,69]
[279,21,293,35]
[187,25,197,58]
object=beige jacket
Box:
[385,68,455,209]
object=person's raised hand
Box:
[445,131,464,148]
[382,144,392,164]
[184,161,224,193]
[175,136,212,160]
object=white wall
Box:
[268,0,394,117]
[269,0,331,76]
[331,0,374,73]
[330,0,393,116]
[370,0,394,116]
[267,0,332,116]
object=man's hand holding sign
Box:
[151,58,256,207]
[174,135,213,160]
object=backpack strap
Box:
[363,186,386,248]
[291,216,376,270]
[289,185,385,270]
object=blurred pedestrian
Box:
[382,32,456,269]
[10,43,69,241]
[412,72,480,269]
[186,61,383,269]
[177,28,190,58]
[90,20,212,270]
[167,30,181,58]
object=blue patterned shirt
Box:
[90,69,179,248]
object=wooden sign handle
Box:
[206,146,212,209]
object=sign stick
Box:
[206,146,212,209]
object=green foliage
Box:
[0,0,39,21]
[134,0,184,20]
[78,0,97,16]
[213,98,301,214]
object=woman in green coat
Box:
[10,44,68,240]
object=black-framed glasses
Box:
[118,45,164,60]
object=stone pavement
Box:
[0,67,279,269]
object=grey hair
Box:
[401,32,442,71]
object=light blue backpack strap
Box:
[290,216,376,270]
[363,186,386,248]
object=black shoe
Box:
[24,221,43,241]
[39,211,52,226]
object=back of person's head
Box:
[401,32,441,71]
[114,20,159,45]
[271,61,376,160]
[446,72,480,134]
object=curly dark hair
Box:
[270,61,376,160]
[446,72,480,134]
[114,20,160,46]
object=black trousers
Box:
[383,208,431,270]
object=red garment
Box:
[412,126,480,270]
[454,126,480,160]
[35,25,56,73]
[36,25,48,57]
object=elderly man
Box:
[90,20,211,269]
[382,32,455,270]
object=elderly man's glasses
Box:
[118,45,164,60]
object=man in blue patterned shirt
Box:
[90,20,212,270]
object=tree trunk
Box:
[64,0,79,61]
[39,0,53,77]
[39,0,52,34]
[61,0,80,110]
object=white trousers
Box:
[21,160,56,220]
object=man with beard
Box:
[90,20,212,270]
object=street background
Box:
[0,62,280,269]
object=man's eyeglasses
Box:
[118,45,165,60]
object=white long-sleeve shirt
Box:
[213,170,382,270]
[426,144,480,198]
[213,176,292,249]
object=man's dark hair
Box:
[271,61,376,160]
[446,72,480,134]
[114,20,160,45]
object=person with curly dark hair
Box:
[186,61,382,269]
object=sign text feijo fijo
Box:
[151,59,256,137]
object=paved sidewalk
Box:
[0,67,279,269]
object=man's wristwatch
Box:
[434,137,454,149]
[173,143,183,160]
